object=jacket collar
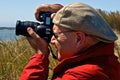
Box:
[54,42,114,74]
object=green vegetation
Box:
[0,10,120,80]
[0,38,33,79]
[0,37,58,80]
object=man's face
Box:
[50,25,79,61]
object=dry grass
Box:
[0,38,34,80]
[114,31,120,62]
[0,37,58,80]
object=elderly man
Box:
[20,2,120,80]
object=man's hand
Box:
[27,27,49,54]
[34,4,63,21]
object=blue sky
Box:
[0,0,120,27]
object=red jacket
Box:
[20,42,120,80]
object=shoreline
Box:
[0,27,15,30]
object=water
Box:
[0,29,20,41]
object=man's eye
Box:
[53,31,63,39]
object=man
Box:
[20,2,120,80]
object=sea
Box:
[0,29,20,41]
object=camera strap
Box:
[48,44,57,59]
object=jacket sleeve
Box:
[20,53,49,80]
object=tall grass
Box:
[0,10,120,80]
[0,37,58,80]
[0,38,34,80]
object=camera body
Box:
[16,12,53,42]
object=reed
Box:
[0,37,58,80]
[0,38,33,80]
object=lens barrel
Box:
[16,20,40,36]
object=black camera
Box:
[15,12,53,42]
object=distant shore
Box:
[0,27,15,30]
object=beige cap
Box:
[53,2,118,43]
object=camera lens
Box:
[16,20,40,37]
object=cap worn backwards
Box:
[53,2,118,43]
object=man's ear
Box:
[75,32,86,48]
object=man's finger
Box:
[27,27,40,40]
